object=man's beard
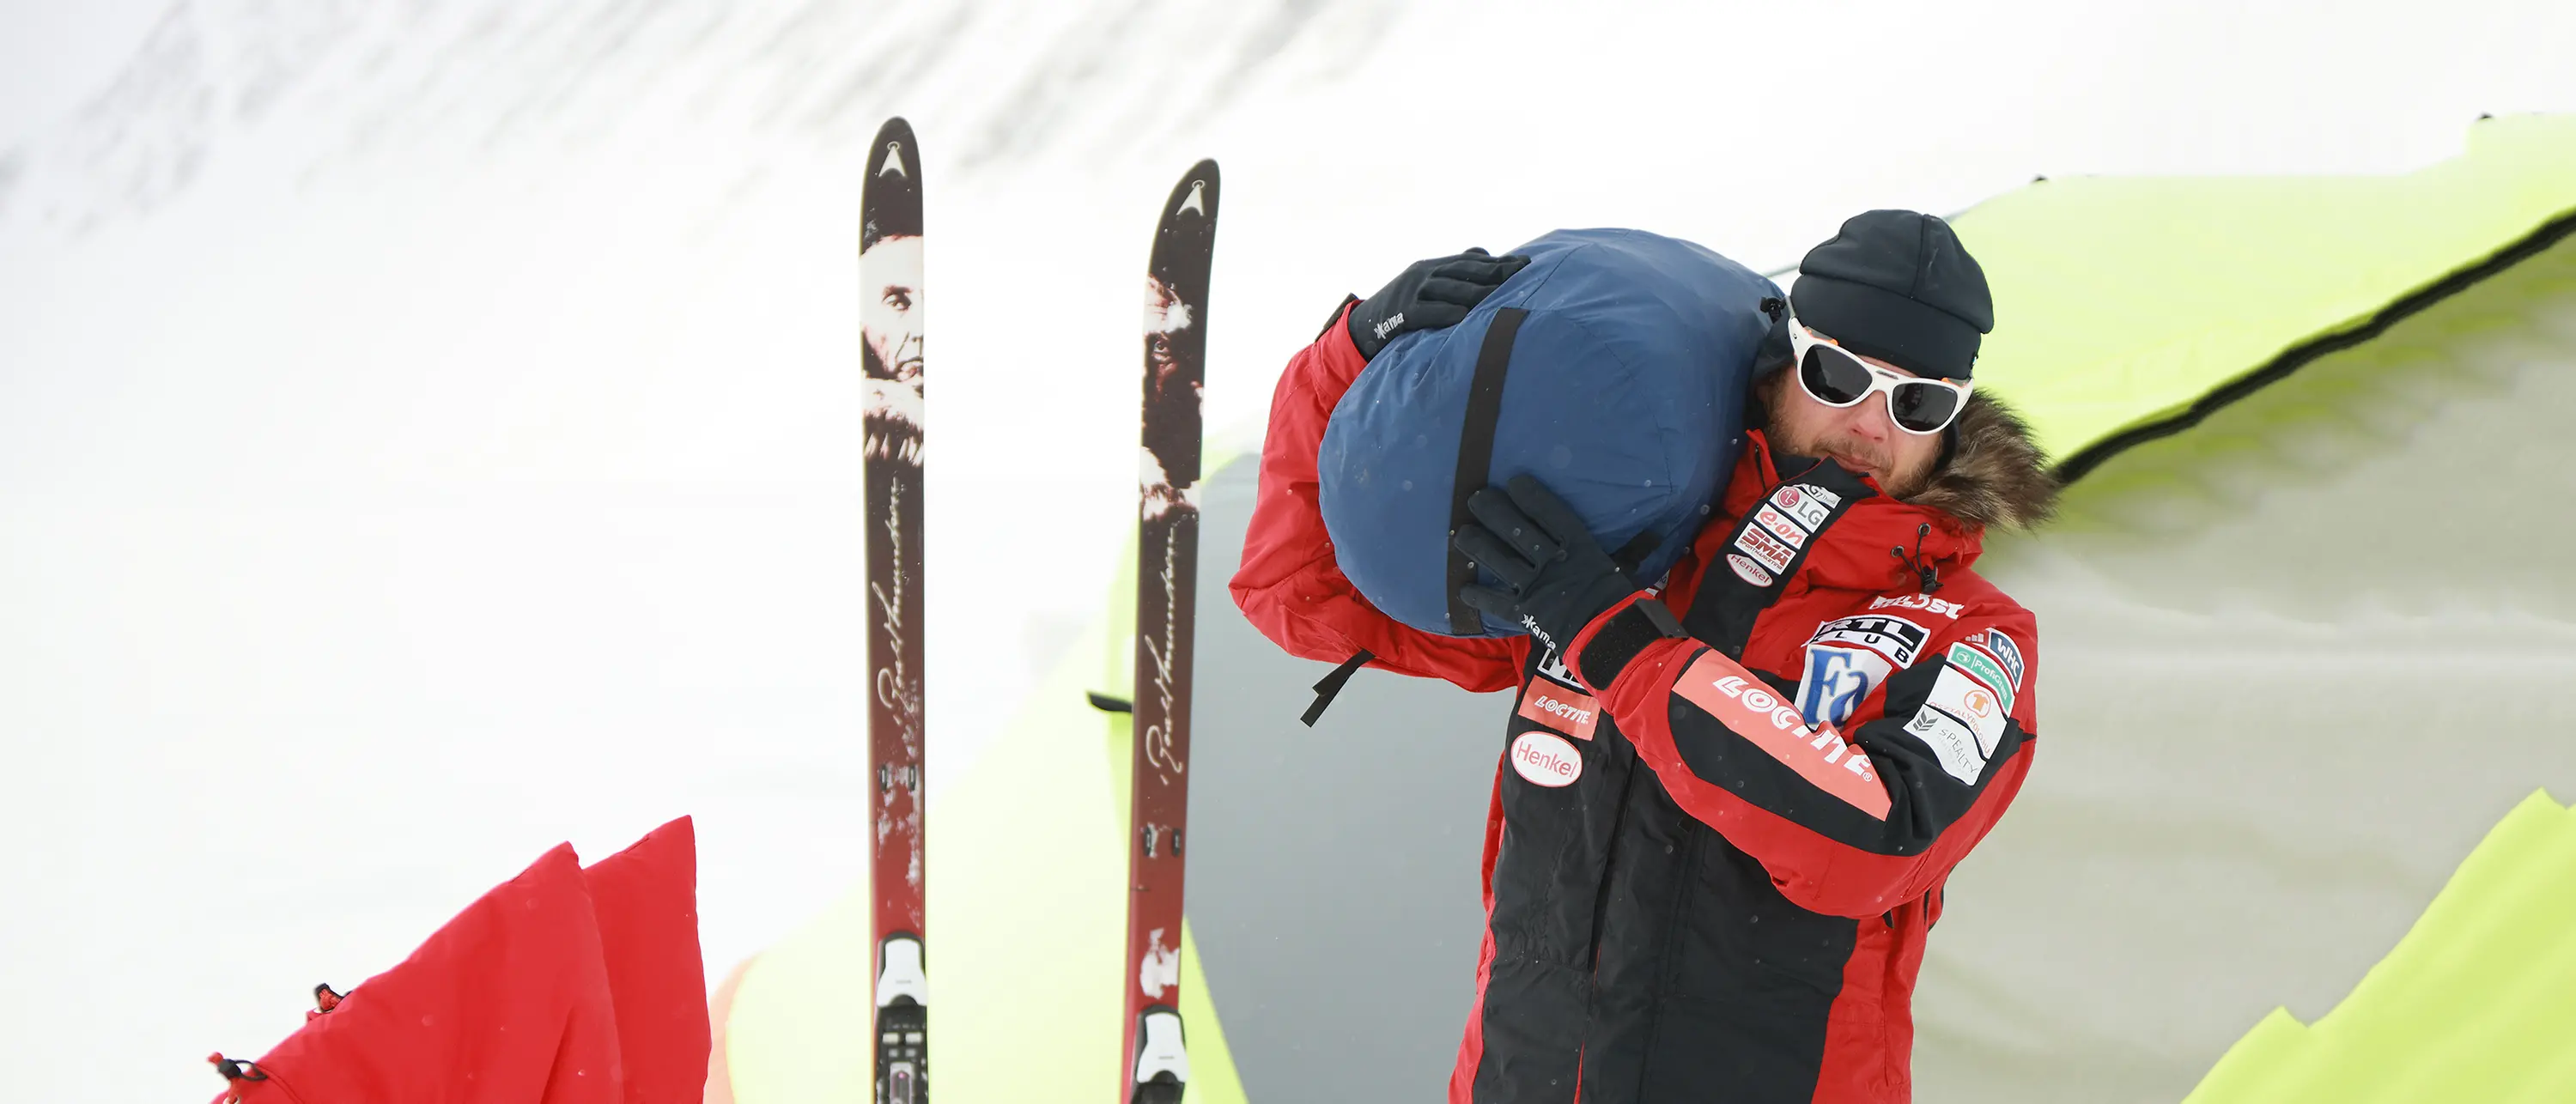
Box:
[863,344,925,465]
[1762,379,1938,499]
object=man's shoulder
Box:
[1936,568,2030,623]
[1910,571,2040,729]
[1858,571,2036,655]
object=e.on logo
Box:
[1671,653,1893,820]
[1510,731,1583,788]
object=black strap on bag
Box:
[1299,650,1376,727]
[1307,309,1524,727]
[1445,307,1528,635]
[1609,530,1663,576]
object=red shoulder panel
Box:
[1230,303,1523,693]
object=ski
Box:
[1120,160,1219,1104]
[862,116,929,1104]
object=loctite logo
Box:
[1516,677,1601,740]
[1510,731,1583,787]
[1529,693,1592,726]
[1672,654,1893,820]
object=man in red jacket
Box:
[1233,211,2057,1103]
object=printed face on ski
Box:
[1760,333,1944,498]
[862,234,925,385]
[1143,274,1194,403]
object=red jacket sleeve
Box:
[1230,302,1524,693]
[1570,596,2038,919]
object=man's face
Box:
[1761,337,1945,498]
[861,235,925,383]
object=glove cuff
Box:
[1568,593,1686,690]
[1318,294,1361,342]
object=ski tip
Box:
[1087,691,1136,714]
[869,117,919,180]
[1165,160,1219,220]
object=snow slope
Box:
[2,2,2573,1100]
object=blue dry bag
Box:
[1317,227,1781,638]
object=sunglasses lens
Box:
[1797,345,1874,405]
[1888,380,1962,434]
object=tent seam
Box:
[2054,203,2576,484]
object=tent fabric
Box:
[215,819,707,1104]
[1162,118,2576,1101]
[2182,790,2576,1103]
[712,585,1251,1103]
[1952,112,2576,477]
[712,446,1255,1103]
[710,115,2576,1101]
[1912,231,2576,1101]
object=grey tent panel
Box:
[1911,234,2576,1102]
[1188,454,1506,1100]
[1185,233,2576,1104]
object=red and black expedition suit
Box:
[1233,306,2046,1103]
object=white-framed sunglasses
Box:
[1785,308,1972,435]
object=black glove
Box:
[1450,475,1648,658]
[1346,248,1530,360]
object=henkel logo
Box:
[1510,730,1583,787]
[1516,677,1601,740]
[1671,653,1892,820]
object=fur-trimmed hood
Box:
[1906,392,2058,531]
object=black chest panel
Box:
[1471,461,1878,1103]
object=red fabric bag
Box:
[212,817,708,1104]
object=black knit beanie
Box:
[1788,210,1993,379]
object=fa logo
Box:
[1798,645,1890,726]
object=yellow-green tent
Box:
[714,114,2576,1103]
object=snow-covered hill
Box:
[2,1,2571,1099]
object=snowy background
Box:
[2,1,2572,1099]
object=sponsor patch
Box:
[1904,701,1990,786]
[1510,730,1583,787]
[1943,641,2018,716]
[1672,653,1890,820]
[1533,646,1582,690]
[1796,643,1893,727]
[1753,505,1809,549]
[1923,664,2008,755]
[1735,525,1796,573]
[1807,615,1930,669]
[1978,628,2026,689]
[1771,484,1839,529]
[1727,553,1773,586]
[1870,593,1964,620]
[1517,677,1601,741]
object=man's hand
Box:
[1450,475,1643,655]
[1347,248,1531,360]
